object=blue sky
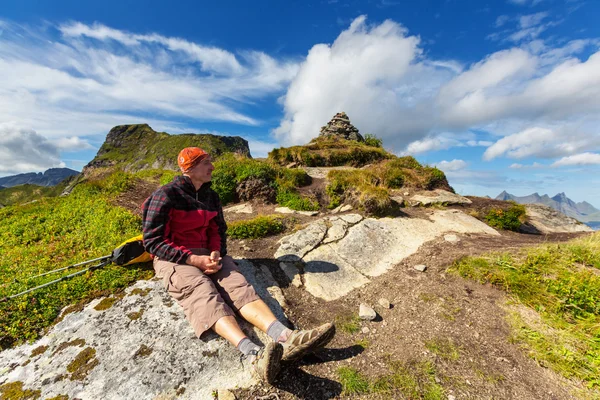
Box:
[1,0,599,206]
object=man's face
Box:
[187,156,214,183]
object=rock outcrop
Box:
[524,204,593,233]
[408,190,470,206]
[83,124,251,175]
[318,112,364,142]
[274,210,500,301]
[0,259,285,400]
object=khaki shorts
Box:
[154,249,260,338]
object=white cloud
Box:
[552,152,600,166]
[0,123,66,175]
[510,162,545,168]
[436,159,468,172]
[496,15,511,28]
[274,16,449,148]
[404,136,462,154]
[518,12,548,29]
[53,136,94,151]
[1,15,600,182]
[0,19,299,139]
[483,124,600,160]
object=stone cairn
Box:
[318,112,364,142]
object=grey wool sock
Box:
[266,320,292,343]
[237,337,260,356]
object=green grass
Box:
[425,338,460,361]
[448,233,600,390]
[336,313,361,334]
[363,133,383,148]
[337,359,445,398]
[226,215,286,239]
[0,174,153,349]
[268,136,393,167]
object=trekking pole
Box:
[23,255,112,282]
[1,259,111,303]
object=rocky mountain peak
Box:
[319,112,364,142]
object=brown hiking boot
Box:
[248,342,283,384]
[281,322,336,361]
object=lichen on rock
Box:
[67,347,99,381]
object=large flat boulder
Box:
[409,189,472,206]
[525,204,593,233]
[276,211,499,301]
[0,259,285,400]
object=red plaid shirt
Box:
[142,175,227,263]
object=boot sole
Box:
[262,342,283,384]
[282,323,336,361]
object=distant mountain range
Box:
[496,191,600,229]
[0,168,79,188]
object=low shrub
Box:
[276,188,319,211]
[363,133,383,148]
[212,153,314,207]
[485,204,526,231]
[227,215,286,239]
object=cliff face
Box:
[83,124,251,175]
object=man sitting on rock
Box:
[142,147,335,384]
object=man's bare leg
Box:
[238,299,279,332]
[212,315,247,347]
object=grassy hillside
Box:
[0,183,66,207]
[89,124,250,172]
[269,136,392,167]
[0,172,153,349]
[449,233,600,391]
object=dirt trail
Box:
[234,230,588,400]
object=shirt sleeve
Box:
[142,190,192,264]
[212,191,228,256]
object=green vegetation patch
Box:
[269,136,392,167]
[67,347,99,381]
[485,203,527,231]
[227,215,286,239]
[212,153,316,210]
[325,157,450,215]
[94,297,118,311]
[0,381,41,400]
[335,313,361,334]
[448,233,600,389]
[0,183,67,207]
[0,175,153,350]
[425,338,460,361]
[338,359,444,398]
